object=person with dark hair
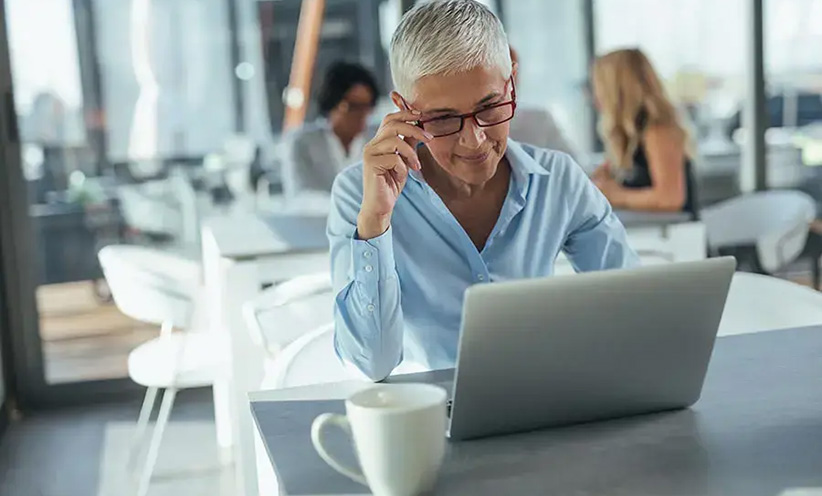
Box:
[281,61,379,198]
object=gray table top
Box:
[615,209,695,227]
[251,326,822,496]
[202,211,328,260]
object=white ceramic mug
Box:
[311,383,448,496]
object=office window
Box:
[94,0,235,161]
[6,0,86,148]
[502,0,591,159]
[764,0,822,167]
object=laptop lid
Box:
[448,257,736,440]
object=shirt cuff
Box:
[351,226,396,283]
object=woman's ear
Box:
[511,62,519,83]
[390,91,406,111]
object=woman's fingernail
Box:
[423,131,434,140]
[412,109,422,115]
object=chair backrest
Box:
[260,323,428,390]
[702,190,816,272]
[223,134,257,197]
[98,245,200,329]
[260,323,345,389]
[116,181,182,236]
[718,272,822,336]
[243,272,334,356]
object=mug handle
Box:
[311,413,368,486]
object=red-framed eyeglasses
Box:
[400,77,517,138]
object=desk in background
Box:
[201,210,329,496]
[251,325,822,496]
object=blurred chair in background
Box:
[223,134,259,202]
[98,245,227,496]
[116,181,183,242]
[702,190,817,275]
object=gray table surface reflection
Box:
[251,326,822,496]
[615,209,695,227]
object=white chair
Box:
[243,272,337,496]
[98,245,227,496]
[223,134,257,200]
[718,272,822,336]
[702,191,816,273]
[117,180,183,239]
[244,274,425,496]
[243,271,335,357]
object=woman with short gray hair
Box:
[328,0,638,381]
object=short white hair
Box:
[389,0,511,97]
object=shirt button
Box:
[477,274,485,281]
[365,265,373,273]
[367,304,376,312]
[363,251,372,259]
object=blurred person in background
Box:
[590,48,698,218]
[507,47,579,162]
[281,61,380,198]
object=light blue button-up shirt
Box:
[327,140,639,381]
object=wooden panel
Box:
[283,0,325,130]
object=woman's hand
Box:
[357,110,433,239]
[591,161,611,182]
[592,170,625,207]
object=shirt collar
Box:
[407,139,549,200]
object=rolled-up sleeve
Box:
[561,158,640,272]
[327,167,404,381]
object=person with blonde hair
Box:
[328,0,638,381]
[591,48,697,216]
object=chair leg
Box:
[136,387,177,496]
[128,386,158,469]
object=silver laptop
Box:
[447,257,736,441]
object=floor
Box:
[0,389,231,496]
[38,281,157,384]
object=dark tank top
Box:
[620,111,698,219]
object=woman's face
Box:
[329,83,375,138]
[393,66,513,187]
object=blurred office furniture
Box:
[726,90,822,138]
[702,190,816,274]
[201,211,330,496]
[719,272,822,336]
[31,199,124,286]
[243,272,335,496]
[243,272,334,360]
[799,224,822,290]
[98,245,226,496]
[244,271,431,496]
[696,138,808,206]
[116,181,183,241]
